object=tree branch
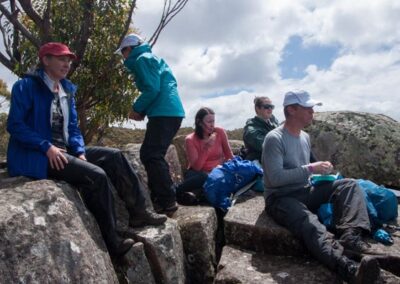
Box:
[0,2,40,47]
[70,0,95,75]
[18,0,45,32]
[148,0,188,46]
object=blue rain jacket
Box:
[7,69,85,179]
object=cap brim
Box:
[301,100,322,107]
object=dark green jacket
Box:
[243,115,279,161]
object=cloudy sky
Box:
[2,0,400,130]
[131,0,400,129]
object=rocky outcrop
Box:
[1,111,400,283]
[307,112,400,188]
[0,179,118,283]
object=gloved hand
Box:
[373,229,394,245]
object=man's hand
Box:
[78,154,87,161]
[47,145,68,171]
[309,161,334,175]
[129,110,145,121]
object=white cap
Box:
[283,90,322,107]
[115,33,144,54]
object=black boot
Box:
[337,255,380,284]
[339,228,372,258]
[109,238,135,257]
[129,209,167,227]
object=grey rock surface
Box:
[122,143,183,189]
[115,242,156,284]
[307,111,400,188]
[0,179,118,283]
[174,205,218,284]
[131,219,186,284]
[214,245,339,284]
[224,194,306,256]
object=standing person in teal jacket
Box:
[116,33,185,215]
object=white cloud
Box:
[2,0,400,129]
[133,0,400,128]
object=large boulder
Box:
[122,143,183,187]
[0,179,118,283]
[307,112,400,188]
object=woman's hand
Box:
[47,145,68,170]
[203,132,216,150]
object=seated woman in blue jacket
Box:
[7,42,166,258]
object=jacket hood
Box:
[123,43,152,73]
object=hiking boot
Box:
[129,210,167,227]
[356,256,380,284]
[154,201,178,216]
[177,191,198,205]
[337,255,380,284]
[110,238,135,257]
[339,228,372,257]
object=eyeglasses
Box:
[261,104,275,110]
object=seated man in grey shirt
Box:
[262,90,380,283]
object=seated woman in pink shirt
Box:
[176,107,234,205]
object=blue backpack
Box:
[203,156,263,211]
[357,179,398,226]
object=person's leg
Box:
[266,191,379,283]
[85,147,167,227]
[140,117,182,211]
[330,179,370,233]
[48,152,133,256]
[330,179,372,256]
[176,169,208,205]
[266,194,343,270]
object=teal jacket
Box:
[243,115,279,161]
[124,43,185,118]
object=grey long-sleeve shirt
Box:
[262,125,313,199]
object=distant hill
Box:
[0,121,244,158]
[93,126,244,147]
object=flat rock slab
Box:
[215,245,339,284]
[225,194,400,257]
[224,194,306,256]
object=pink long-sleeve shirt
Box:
[185,126,234,172]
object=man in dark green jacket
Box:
[243,96,279,161]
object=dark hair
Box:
[194,107,215,139]
[254,96,271,107]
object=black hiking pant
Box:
[140,116,182,207]
[48,146,147,251]
[265,178,370,270]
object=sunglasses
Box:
[260,104,275,110]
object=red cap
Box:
[39,42,77,60]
